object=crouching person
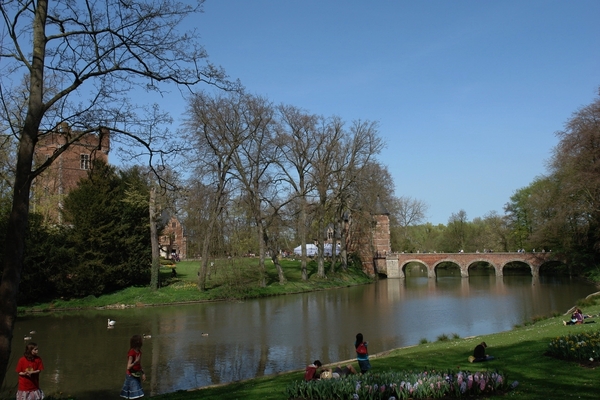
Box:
[304,360,323,381]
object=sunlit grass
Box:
[18,258,372,313]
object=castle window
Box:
[80,154,90,170]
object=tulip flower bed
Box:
[286,369,513,400]
[547,329,600,362]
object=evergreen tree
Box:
[61,161,151,296]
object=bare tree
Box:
[185,92,243,290]
[189,92,282,286]
[0,0,235,385]
[275,105,319,280]
[393,196,429,250]
[397,196,428,228]
[328,120,383,272]
[227,95,282,286]
[309,116,345,278]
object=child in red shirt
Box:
[120,334,146,399]
[15,342,44,400]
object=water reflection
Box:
[1,275,596,399]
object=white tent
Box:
[324,243,341,256]
[293,243,340,256]
[293,244,318,256]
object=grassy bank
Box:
[149,298,600,400]
[18,258,373,313]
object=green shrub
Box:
[436,333,450,342]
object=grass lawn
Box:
[150,300,600,400]
[18,258,373,313]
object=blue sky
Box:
[159,0,600,225]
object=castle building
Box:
[159,216,187,260]
[32,126,110,224]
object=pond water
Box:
[1,273,596,399]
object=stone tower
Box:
[355,195,391,276]
[372,196,391,256]
[371,196,391,276]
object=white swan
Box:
[107,318,116,327]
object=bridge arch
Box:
[400,259,429,278]
[466,259,500,277]
[432,259,465,277]
[500,259,535,277]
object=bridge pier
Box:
[428,266,436,278]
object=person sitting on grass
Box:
[305,361,357,380]
[304,360,323,381]
[564,308,584,325]
[469,341,494,362]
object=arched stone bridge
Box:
[380,252,561,278]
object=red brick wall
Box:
[32,128,110,224]
[159,216,187,260]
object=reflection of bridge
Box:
[380,252,560,278]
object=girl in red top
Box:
[15,342,44,400]
[120,334,146,399]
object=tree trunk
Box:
[0,141,35,387]
[0,0,48,387]
[341,215,349,270]
[317,211,325,278]
[149,186,161,290]
[272,253,286,284]
[198,227,212,291]
[330,220,339,274]
[258,221,267,287]
[300,198,308,280]
[198,189,226,291]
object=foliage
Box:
[502,90,600,274]
[183,91,389,284]
[285,369,512,400]
[0,211,73,304]
[20,218,75,303]
[60,161,151,296]
[547,329,600,362]
[0,162,154,305]
[18,258,373,312]
[436,334,450,342]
